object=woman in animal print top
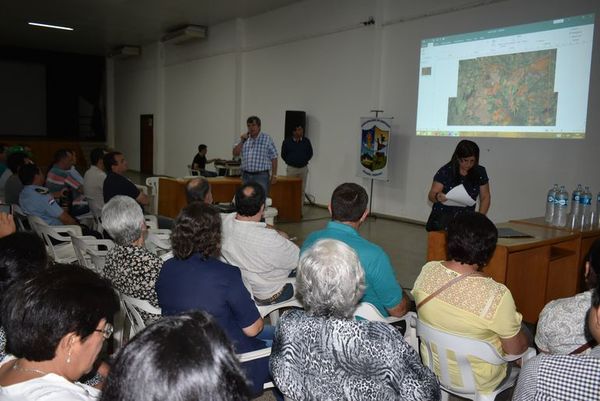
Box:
[271,239,440,401]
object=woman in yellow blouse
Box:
[412,211,529,393]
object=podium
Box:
[427,221,582,323]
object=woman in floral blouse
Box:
[102,196,162,323]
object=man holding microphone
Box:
[233,116,278,196]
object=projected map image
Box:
[447,49,558,126]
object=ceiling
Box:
[0,0,304,56]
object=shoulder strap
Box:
[569,340,598,355]
[417,270,479,310]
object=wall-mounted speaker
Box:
[284,110,306,140]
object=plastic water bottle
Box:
[580,186,593,230]
[571,184,583,217]
[544,184,559,223]
[553,185,569,227]
[595,191,600,228]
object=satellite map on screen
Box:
[447,49,558,126]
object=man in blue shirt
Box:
[19,163,79,226]
[301,182,409,317]
[233,116,278,196]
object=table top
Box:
[511,216,600,239]
[159,176,301,184]
[495,221,579,251]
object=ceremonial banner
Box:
[358,117,391,181]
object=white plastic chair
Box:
[237,347,275,390]
[145,228,171,256]
[253,277,302,325]
[70,235,114,275]
[353,303,418,351]
[416,318,536,401]
[27,216,82,263]
[257,297,303,325]
[187,164,201,176]
[145,177,160,215]
[11,204,29,231]
[144,214,159,230]
[120,293,162,338]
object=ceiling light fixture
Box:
[28,22,74,31]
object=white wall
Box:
[111,0,600,223]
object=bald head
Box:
[186,178,212,204]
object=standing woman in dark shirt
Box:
[426,140,491,231]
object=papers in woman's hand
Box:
[442,184,476,207]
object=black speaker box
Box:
[284,110,307,140]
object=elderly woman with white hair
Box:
[102,195,162,323]
[271,239,440,401]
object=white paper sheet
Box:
[443,184,476,207]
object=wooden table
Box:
[427,222,581,323]
[510,216,600,271]
[157,176,302,222]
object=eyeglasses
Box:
[94,323,114,340]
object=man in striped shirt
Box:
[46,149,89,217]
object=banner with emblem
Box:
[358,117,391,181]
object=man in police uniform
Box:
[19,163,79,226]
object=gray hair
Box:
[297,239,365,318]
[101,196,145,245]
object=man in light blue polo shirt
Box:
[19,163,79,226]
[233,116,278,196]
[301,183,409,317]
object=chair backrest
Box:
[120,293,162,337]
[26,215,47,238]
[416,318,507,395]
[353,302,396,322]
[144,214,159,230]
[145,177,160,214]
[71,235,114,275]
[353,303,418,350]
[145,228,171,256]
[11,204,30,231]
[33,221,82,263]
[237,347,274,390]
[187,164,200,176]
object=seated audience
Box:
[271,239,440,400]
[191,144,218,177]
[100,311,251,401]
[301,182,408,317]
[83,148,107,217]
[19,163,79,226]
[102,196,162,323]
[513,275,600,400]
[156,202,271,396]
[220,182,298,305]
[102,151,149,206]
[412,211,529,393]
[3,151,31,206]
[46,149,89,217]
[186,177,213,204]
[536,239,600,355]
[0,264,119,400]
